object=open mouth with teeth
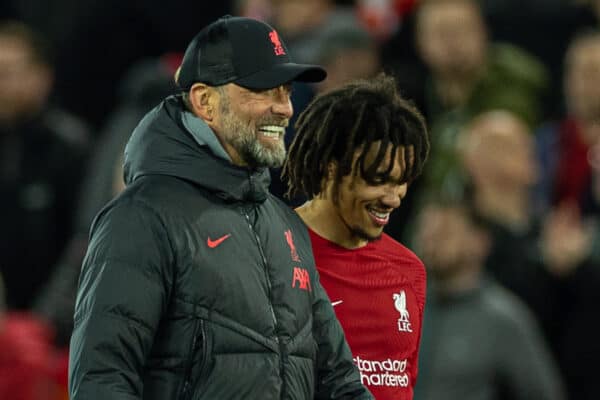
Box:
[258,125,285,139]
[367,206,391,226]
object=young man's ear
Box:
[319,162,338,199]
[327,162,337,180]
[188,83,219,122]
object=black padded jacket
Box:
[68,95,372,400]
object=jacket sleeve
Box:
[68,199,174,400]
[312,278,373,400]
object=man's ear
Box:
[188,83,219,121]
[319,162,338,199]
[327,161,337,180]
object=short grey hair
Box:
[181,85,227,112]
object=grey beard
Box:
[218,90,287,168]
[233,132,286,169]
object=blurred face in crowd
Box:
[319,46,380,93]
[416,0,487,78]
[209,83,293,168]
[416,204,487,279]
[565,35,600,122]
[270,0,331,36]
[326,142,410,247]
[461,111,538,189]
[0,34,52,126]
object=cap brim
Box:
[234,63,326,89]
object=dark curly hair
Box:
[282,73,430,200]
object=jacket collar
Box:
[124,95,270,203]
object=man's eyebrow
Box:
[373,166,409,184]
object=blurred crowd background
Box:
[1,0,600,399]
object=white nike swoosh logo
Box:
[331,300,343,307]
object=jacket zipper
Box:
[243,212,277,326]
[243,211,287,396]
[180,318,205,400]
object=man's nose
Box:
[272,86,293,118]
[381,183,407,209]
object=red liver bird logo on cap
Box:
[269,30,286,56]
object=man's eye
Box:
[284,84,293,95]
[370,176,386,185]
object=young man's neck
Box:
[296,199,368,249]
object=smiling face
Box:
[325,142,411,246]
[211,83,293,168]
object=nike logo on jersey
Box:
[207,234,231,248]
[331,300,343,307]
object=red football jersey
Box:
[309,229,426,400]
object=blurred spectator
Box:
[534,29,600,294]
[536,30,600,216]
[314,25,381,93]
[460,111,537,234]
[268,0,362,65]
[415,0,548,127]
[413,201,565,400]
[536,202,600,400]
[410,0,549,228]
[0,21,91,310]
[534,138,600,399]
[33,54,180,347]
[457,110,560,334]
[459,109,600,400]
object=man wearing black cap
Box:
[68,16,372,400]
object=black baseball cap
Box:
[177,15,327,90]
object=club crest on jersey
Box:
[393,291,413,333]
